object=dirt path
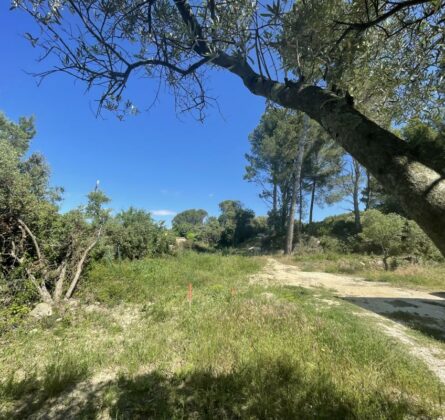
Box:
[251,258,445,384]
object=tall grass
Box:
[0,252,442,418]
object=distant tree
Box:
[195,216,222,247]
[172,209,208,237]
[245,108,315,253]
[218,200,255,247]
[360,210,405,270]
[284,114,309,254]
[106,208,171,260]
[303,135,344,224]
[326,157,364,232]
[245,108,297,220]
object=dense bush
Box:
[0,112,112,324]
[103,208,173,260]
[305,213,357,241]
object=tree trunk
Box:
[352,159,362,232]
[298,177,303,241]
[309,179,316,224]
[272,182,278,213]
[285,117,308,255]
[365,170,372,211]
[53,261,68,303]
[383,254,389,271]
[281,189,288,232]
[65,234,100,300]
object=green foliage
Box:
[196,216,223,246]
[172,209,208,236]
[403,118,445,176]
[104,208,173,260]
[218,200,255,246]
[0,112,35,156]
[246,107,345,243]
[282,1,443,124]
[0,111,111,315]
[360,210,405,269]
[403,220,443,262]
[306,213,357,240]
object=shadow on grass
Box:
[1,358,434,419]
[343,296,445,342]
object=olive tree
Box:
[12,0,445,255]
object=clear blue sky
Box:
[1,4,348,224]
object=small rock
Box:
[30,302,53,318]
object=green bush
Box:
[403,220,443,262]
[104,208,173,260]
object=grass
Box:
[290,252,445,290]
[0,252,443,418]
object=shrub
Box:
[403,220,443,262]
[360,210,405,270]
[105,208,173,260]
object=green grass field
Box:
[0,253,443,418]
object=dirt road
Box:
[251,258,445,383]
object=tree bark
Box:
[309,179,316,224]
[65,233,100,300]
[298,177,303,240]
[272,182,278,213]
[53,261,68,303]
[352,159,362,232]
[365,170,372,211]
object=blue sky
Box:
[1,4,348,224]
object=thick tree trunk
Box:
[285,119,308,255]
[309,179,316,224]
[352,159,362,232]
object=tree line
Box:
[245,107,444,254]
